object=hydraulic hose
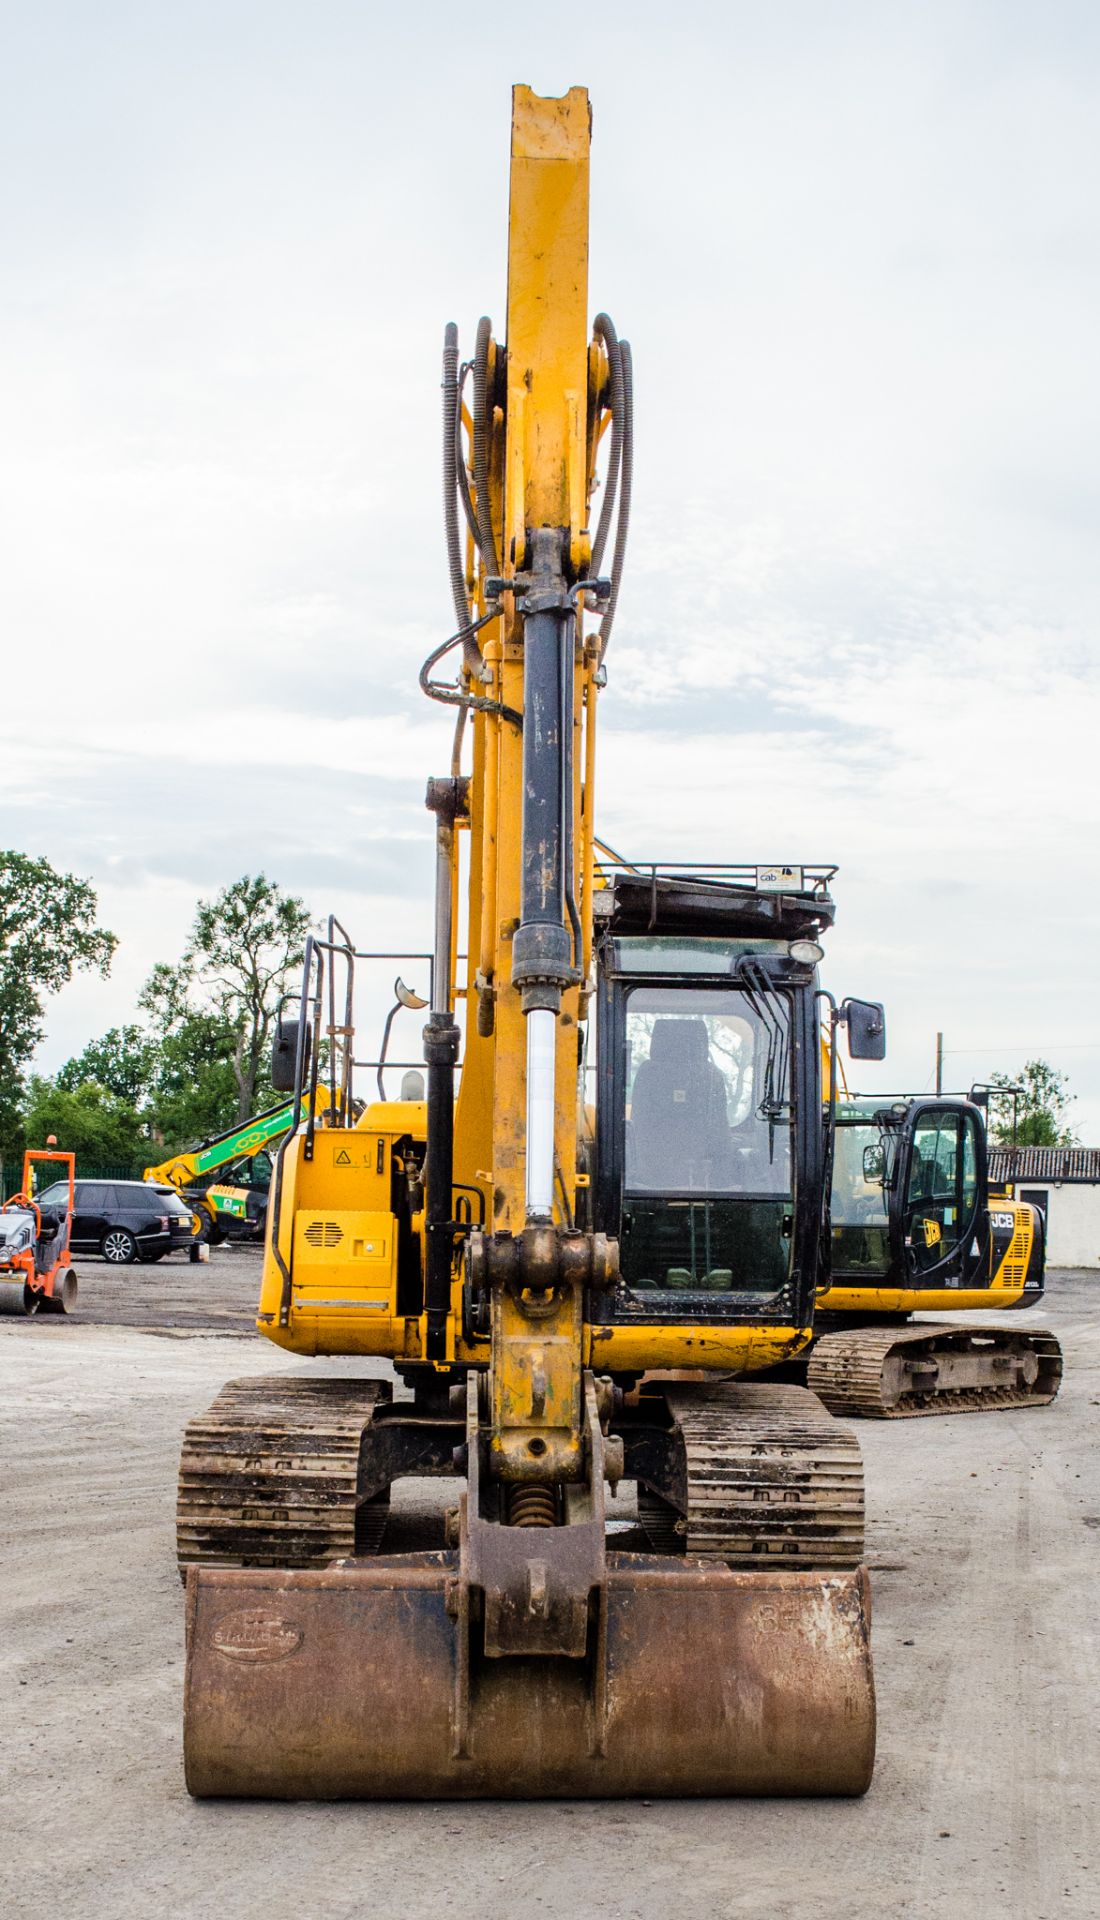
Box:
[442,324,482,677]
[454,360,482,552]
[419,611,523,728]
[590,313,623,579]
[473,316,499,574]
[598,337,633,662]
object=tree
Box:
[145,876,310,1126]
[146,1009,241,1146]
[57,1024,154,1105]
[20,1074,147,1168]
[0,852,116,1148]
[989,1060,1076,1148]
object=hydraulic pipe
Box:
[432,807,454,1016]
[477,666,501,1033]
[509,530,577,1222]
[424,778,466,1358]
[581,654,598,989]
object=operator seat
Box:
[34,1209,62,1272]
[630,1018,731,1189]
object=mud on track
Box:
[2,1254,1099,1919]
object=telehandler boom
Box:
[179,86,884,1800]
[144,1091,328,1245]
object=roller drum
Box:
[0,1278,38,1316]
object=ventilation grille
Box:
[999,1227,1027,1288]
[304,1220,344,1249]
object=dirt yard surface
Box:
[3,1255,1098,1920]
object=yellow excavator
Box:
[178,86,886,1799]
[805,1088,1061,1416]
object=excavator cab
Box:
[591,866,833,1344]
[808,1096,1060,1416]
[825,1095,1046,1302]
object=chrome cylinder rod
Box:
[525,1008,557,1220]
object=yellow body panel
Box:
[821,1286,1026,1314]
[818,1197,1035,1316]
[586,1325,814,1371]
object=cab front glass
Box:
[594,937,818,1315]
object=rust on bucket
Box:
[184,1552,874,1799]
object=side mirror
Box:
[271,1015,309,1094]
[844,998,887,1061]
[862,1142,885,1181]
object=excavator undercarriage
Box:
[808,1321,1062,1418]
[182,1371,874,1797]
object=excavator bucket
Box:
[183,1553,875,1798]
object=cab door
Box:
[902,1107,985,1287]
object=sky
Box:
[2,1,1099,1133]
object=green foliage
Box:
[10,869,309,1168]
[0,852,116,1147]
[20,1074,148,1168]
[989,1059,1076,1148]
[146,1011,240,1147]
[57,1024,154,1104]
[172,875,311,1123]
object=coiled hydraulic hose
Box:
[472,316,500,574]
[454,359,481,552]
[442,324,483,678]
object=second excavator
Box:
[807,1090,1061,1416]
[179,86,888,1799]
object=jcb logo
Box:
[989,1212,1015,1230]
[922,1218,942,1249]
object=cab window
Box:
[619,985,794,1296]
[905,1110,980,1276]
[830,1122,891,1275]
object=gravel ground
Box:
[2,1253,1098,1920]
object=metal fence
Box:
[1,1160,145,1199]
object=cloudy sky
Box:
[3,2,1099,1132]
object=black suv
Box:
[36,1179,195,1263]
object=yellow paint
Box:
[586,1324,815,1371]
[505,85,591,564]
[818,1196,1036,1316]
[821,1285,1027,1313]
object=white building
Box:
[987,1146,1100,1269]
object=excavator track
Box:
[807,1322,1063,1418]
[641,1382,865,1569]
[177,1375,390,1570]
